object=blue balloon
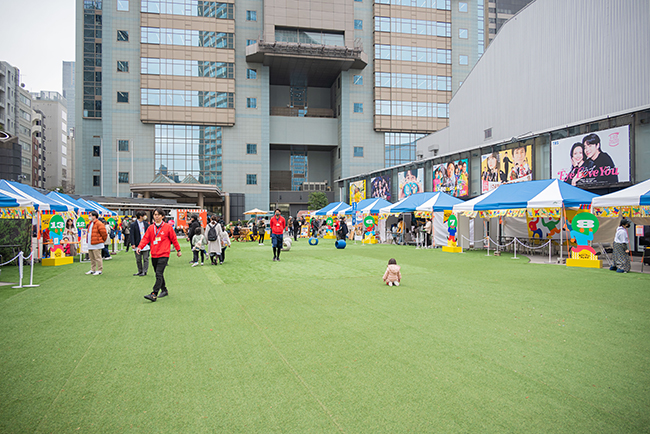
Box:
[335,240,346,249]
[309,237,319,246]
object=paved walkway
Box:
[523,252,650,274]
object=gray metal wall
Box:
[420,0,650,156]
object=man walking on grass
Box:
[270,208,286,261]
[137,208,182,302]
[130,210,150,276]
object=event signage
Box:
[352,202,357,225]
[551,125,630,187]
[433,159,469,198]
[397,168,424,200]
[48,214,65,244]
[76,216,87,230]
[567,212,601,268]
[481,145,533,193]
[371,175,391,201]
[441,213,462,253]
[349,180,366,203]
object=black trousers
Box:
[151,256,169,295]
[193,249,205,263]
[259,231,265,243]
[220,246,227,263]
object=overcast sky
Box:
[0,0,75,94]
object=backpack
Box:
[207,224,218,241]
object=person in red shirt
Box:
[270,208,286,261]
[137,208,182,302]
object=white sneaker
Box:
[85,270,94,275]
[192,262,198,267]
[388,282,393,286]
[93,271,102,275]
[394,282,400,286]
[200,262,204,266]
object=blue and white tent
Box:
[414,192,465,212]
[380,192,458,214]
[314,202,350,216]
[77,198,117,216]
[591,178,650,209]
[0,180,72,212]
[452,179,598,212]
[47,192,95,213]
[0,190,32,208]
[339,198,393,215]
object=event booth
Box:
[336,198,392,243]
[0,191,35,270]
[452,179,600,259]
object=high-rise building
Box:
[31,91,73,192]
[31,110,46,188]
[75,0,488,214]
[486,0,533,45]
[62,61,76,135]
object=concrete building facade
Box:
[75,0,492,216]
[31,91,73,192]
[62,61,76,135]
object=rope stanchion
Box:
[0,251,23,267]
[11,252,24,289]
[23,249,39,288]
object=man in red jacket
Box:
[270,208,286,261]
[137,208,181,302]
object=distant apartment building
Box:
[0,61,35,185]
[62,61,76,135]
[75,0,495,215]
[486,0,533,45]
[31,91,73,192]
[31,110,46,188]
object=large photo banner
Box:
[349,180,366,203]
[371,175,391,201]
[433,159,469,198]
[397,168,424,200]
[481,145,533,193]
[551,125,630,187]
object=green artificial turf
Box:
[0,240,648,433]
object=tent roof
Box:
[414,192,465,212]
[314,202,349,216]
[454,179,598,211]
[0,180,71,211]
[47,191,95,213]
[591,178,650,208]
[380,192,448,213]
[0,191,21,208]
[341,198,393,215]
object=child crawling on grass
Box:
[382,258,401,286]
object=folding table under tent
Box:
[413,192,466,247]
[314,202,350,216]
[452,179,600,258]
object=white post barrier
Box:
[12,252,24,289]
[513,238,517,259]
[486,236,490,256]
[24,251,39,288]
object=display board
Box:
[433,159,469,198]
[551,125,630,187]
[370,175,391,201]
[397,168,424,200]
[481,145,533,193]
[349,180,366,203]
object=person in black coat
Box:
[336,216,349,241]
[187,215,201,261]
[293,215,301,241]
[130,211,150,276]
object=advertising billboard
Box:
[349,180,366,203]
[397,168,424,200]
[551,125,630,187]
[370,175,391,201]
[433,159,469,198]
[481,145,533,193]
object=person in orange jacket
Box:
[85,211,108,275]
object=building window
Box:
[118,140,129,151]
[246,69,257,79]
[246,39,256,46]
[354,0,362,2]
[353,103,363,113]
[246,10,257,21]
[117,60,129,72]
[117,91,129,103]
[93,175,100,186]
[484,128,492,140]
[353,75,363,85]
[459,2,467,12]
[246,174,257,185]
[93,145,101,156]
[354,20,363,30]
[247,98,257,108]
[117,30,129,41]
[117,0,129,11]
[118,172,129,183]
[459,28,468,39]
[246,143,257,155]
[459,55,469,65]
[354,147,364,157]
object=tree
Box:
[308,192,328,210]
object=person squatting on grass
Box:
[271,208,286,261]
[191,227,206,266]
[610,218,631,273]
[85,210,108,276]
[137,208,182,302]
[383,258,402,287]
